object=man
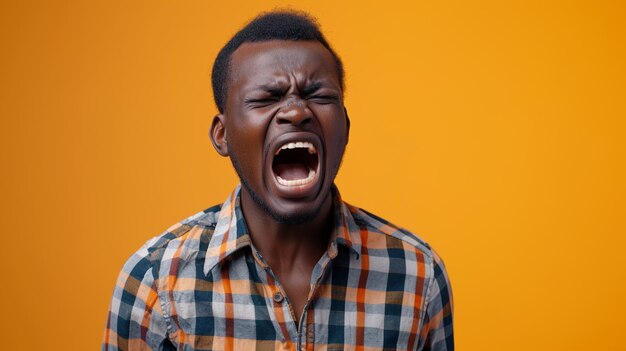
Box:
[103,10,453,351]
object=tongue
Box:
[274,163,309,181]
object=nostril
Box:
[276,107,313,126]
[276,116,291,124]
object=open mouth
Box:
[272,141,319,188]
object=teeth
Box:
[276,169,316,187]
[276,141,317,155]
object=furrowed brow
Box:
[301,82,324,96]
[253,84,287,96]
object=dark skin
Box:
[210,40,350,324]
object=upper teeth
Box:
[276,141,316,154]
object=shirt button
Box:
[273,291,284,303]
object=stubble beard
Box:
[229,154,322,225]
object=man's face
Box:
[212,40,349,224]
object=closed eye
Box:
[244,98,280,108]
[307,95,339,104]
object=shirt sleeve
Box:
[102,241,170,351]
[418,251,454,351]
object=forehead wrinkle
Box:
[230,65,284,96]
[228,41,341,100]
[255,47,334,84]
[275,53,336,89]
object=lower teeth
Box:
[276,169,316,187]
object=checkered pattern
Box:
[103,185,453,350]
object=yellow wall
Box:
[1,1,624,350]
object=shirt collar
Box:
[203,185,362,276]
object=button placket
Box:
[273,291,284,303]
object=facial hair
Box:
[229,153,321,225]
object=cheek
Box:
[323,124,348,165]
[231,140,257,168]
[228,114,264,143]
[227,121,268,168]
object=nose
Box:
[275,98,312,126]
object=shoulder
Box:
[346,202,435,260]
[120,204,223,281]
[344,202,451,287]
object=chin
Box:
[231,155,328,225]
[242,176,324,225]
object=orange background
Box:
[1,1,625,350]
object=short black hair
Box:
[211,10,345,113]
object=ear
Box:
[209,114,229,156]
[344,107,351,145]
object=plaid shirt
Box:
[103,185,453,351]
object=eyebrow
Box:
[251,84,287,96]
[249,81,329,96]
[301,81,324,96]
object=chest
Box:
[161,251,428,351]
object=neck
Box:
[239,189,334,270]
